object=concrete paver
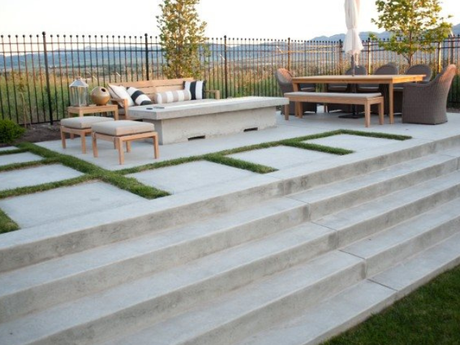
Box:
[0,152,42,167]
[0,164,84,191]
[128,161,256,194]
[0,147,16,152]
[0,182,145,228]
[228,146,335,170]
[304,134,399,152]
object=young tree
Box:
[156,0,208,79]
[371,0,452,66]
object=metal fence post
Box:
[42,32,54,124]
[144,33,150,80]
[367,38,372,74]
[287,37,291,71]
[224,35,228,99]
[338,39,343,74]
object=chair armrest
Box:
[110,98,130,118]
[404,81,431,90]
[205,89,221,100]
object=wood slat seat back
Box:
[120,78,194,99]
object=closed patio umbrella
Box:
[343,0,363,76]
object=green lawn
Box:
[323,265,460,345]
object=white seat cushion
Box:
[92,120,155,136]
[61,116,114,129]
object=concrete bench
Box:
[126,96,289,144]
[284,92,384,127]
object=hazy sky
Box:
[1,0,458,40]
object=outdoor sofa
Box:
[107,78,288,144]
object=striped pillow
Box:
[153,89,192,104]
[184,80,206,100]
[127,87,153,106]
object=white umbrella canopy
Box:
[343,0,364,75]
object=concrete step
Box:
[99,251,364,345]
[291,153,458,219]
[315,170,460,247]
[237,280,395,345]
[342,197,460,277]
[0,197,310,323]
[371,231,460,298]
[0,250,362,345]
[3,150,455,323]
[236,230,460,345]
[2,143,460,345]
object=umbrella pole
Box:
[351,54,355,76]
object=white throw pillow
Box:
[107,84,135,107]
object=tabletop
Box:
[292,75,426,84]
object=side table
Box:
[67,104,119,121]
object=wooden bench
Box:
[110,78,220,118]
[284,92,385,127]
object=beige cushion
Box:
[61,116,114,129]
[92,120,155,136]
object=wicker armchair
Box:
[357,63,399,93]
[326,65,367,113]
[275,68,317,116]
[394,64,433,114]
[402,64,457,125]
[354,63,398,114]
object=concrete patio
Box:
[1,108,460,345]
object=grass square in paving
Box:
[0,181,145,228]
[127,160,256,194]
[0,164,84,192]
[304,134,398,152]
[0,152,43,167]
[227,146,335,170]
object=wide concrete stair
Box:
[2,145,460,345]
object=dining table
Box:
[292,74,426,124]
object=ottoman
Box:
[60,116,114,154]
[91,120,159,165]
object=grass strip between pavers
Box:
[322,264,460,345]
[0,148,27,156]
[0,130,411,199]
[1,130,412,201]
[7,143,170,200]
[0,130,412,233]
[0,208,19,234]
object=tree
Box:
[371,0,452,66]
[156,0,208,79]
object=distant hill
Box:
[312,23,460,41]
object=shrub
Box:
[0,119,25,144]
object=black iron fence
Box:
[1,32,459,125]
